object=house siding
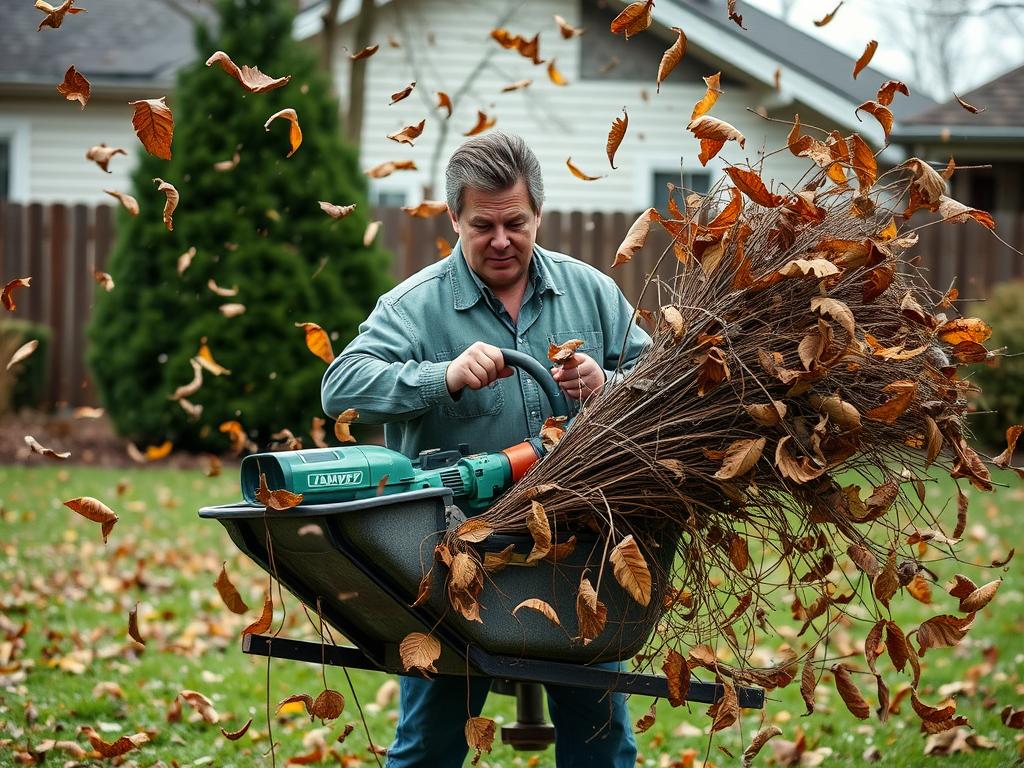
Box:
[328,0,840,212]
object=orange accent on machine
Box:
[501,440,542,482]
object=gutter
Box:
[891,125,1024,143]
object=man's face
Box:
[450,178,541,292]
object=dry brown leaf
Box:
[436,91,453,118]
[853,40,878,79]
[214,562,249,614]
[576,576,607,644]
[609,534,652,606]
[387,119,426,146]
[104,189,138,215]
[311,689,345,721]
[179,689,219,723]
[725,166,784,207]
[915,613,974,656]
[319,201,356,219]
[877,79,910,105]
[953,92,985,114]
[610,0,654,38]
[349,44,379,61]
[714,437,766,479]
[849,133,877,190]
[512,598,561,627]
[264,108,302,157]
[993,424,1023,468]
[548,338,585,363]
[832,663,870,718]
[35,0,87,30]
[547,59,569,86]
[958,579,1001,613]
[255,471,304,510]
[814,1,842,25]
[855,100,893,143]
[745,400,786,427]
[363,220,381,246]
[664,649,690,707]
[294,321,335,364]
[80,728,148,759]
[64,496,118,543]
[607,108,627,169]
[465,716,496,762]
[526,500,552,562]
[130,97,174,160]
[389,80,416,104]
[660,305,685,341]
[691,72,722,120]
[242,593,273,636]
[365,159,417,178]
[24,435,70,460]
[687,115,745,165]
[696,346,730,396]
[635,701,657,732]
[2,277,31,311]
[151,177,178,231]
[334,407,358,443]
[463,110,496,136]
[657,27,687,92]
[743,726,783,767]
[937,195,996,229]
[500,78,532,92]
[709,679,739,731]
[864,380,917,423]
[205,51,291,93]
[221,718,253,740]
[554,13,584,38]
[56,65,90,107]
[455,517,494,543]
[85,143,127,173]
[775,435,825,483]
[566,157,604,181]
[402,200,448,217]
[612,208,659,267]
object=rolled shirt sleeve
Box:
[600,280,653,387]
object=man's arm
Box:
[321,297,459,424]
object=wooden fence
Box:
[1,201,1022,409]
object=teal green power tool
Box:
[240,349,569,513]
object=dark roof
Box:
[677,0,937,121]
[0,0,215,92]
[901,63,1024,127]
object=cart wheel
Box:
[492,680,556,751]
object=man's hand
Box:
[551,353,606,401]
[445,341,514,396]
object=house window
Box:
[372,188,408,207]
[0,138,10,201]
[653,171,710,214]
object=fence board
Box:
[0,201,1021,409]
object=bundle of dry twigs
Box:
[439,151,1018,734]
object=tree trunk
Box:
[344,0,377,149]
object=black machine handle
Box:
[498,347,570,420]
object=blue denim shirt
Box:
[321,240,652,458]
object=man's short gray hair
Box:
[445,132,544,219]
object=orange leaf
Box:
[609,534,652,606]
[56,65,90,108]
[242,593,274,636]
[2,277,31,311]
[612,208,659,267]
[953,92,985,114]
[104,189,138,215]
[993,425,1023,468]
[724,166,783,207]
[294,321,334,364]
[548,338,585,363]
[687,116,745,166]
[400,631,440,674]
[553,14,584,39]
[936,317,992,345]
[387,119,426,146]
[205,51,291,93]
[937,196,996,229]
[454,517,494,543]
[696,346,730,396]
[389,80,416,104]
[726,0,745,27]
[255,471,304,510]
[635,701,657,732]
[708,679,739,731]
[610,0,654,38]
[130,96,174,160]
[365,159,418,178]
[607,108,627,169]
[80,727,148,759]
[334,407,358,443]
[402,200,448,218]
[349,44,379,61]
[657,27,687,92]
[855,100,893,143]
[64,496,118,543]
[832,663,870,718]
[512,598,561,627]
[864,380,917,423]
[264,108,302,157]
[877,79,909,106]
[853,40,878,79]
[848,133,877,190]
[814,1,842,25]
[526,500,552,562]
[214,562,249,614]
[436,91,453,118]
[576,577,608,644]
[690,72,722,120]
[465,716,496,761]
[547,59,569,86]
[566,156,604,181]
[463,110,496,136]
[35,0,87,30]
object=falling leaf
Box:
[953,92,985,114]
[390,81,416,104]
[436,91,453,118]
[35,0,87,30]
[350,44,379,61]
[598,108,629,172]
[993,425,1023,468]
[709,679,740,731]
[713,437,766,479]
[264,108,302,157]
[319,201,356,219]
[178,246,196,274]
[219,302,245,317]
[294,322,335,364]
[311,690,345,721]
[554,14,584,38]
[402,200,448,217]
[213,151,240,171]
[179,690,220,723]
[241,593,273,636]
[566,157,604,181]
[832,663,870,718]
[548,338,585,363]
[365,159,418,178]
[576,576,608,643]
[436,236,452,257]
[63,496,118,543]
[609,534,652,606]
[635,701,657,732]
[612,208,659,267]
[610,0,654,38]
[853,40,878,78]
[937,196,996,229]
[255,471,304,510]
[2,277,31,311]
[916,613,974,656]
[335,408,358,443]
[206,278,237,298]
[85,144,127,173]
[512,598,561,627]
[814,2,842,25]
[463,109,496,136]
[465,716,496,763]
[726,0,745,27]
[127,603,145,645]
[400,631,440,674]
[725,166,784,207]
[877,79,909,105]
[276,693,314,717]
[24,435,71,460]
[855,100,893,143]
[56,65,90,107]
[151,177,178,231]
[363,220,381,246]
[547,59,569,86]
[687,115,745,166]
[936,317,992,345]
[501,78,532,92]
[104,189,138,215]
[387,119,426,146]
[657,27,687,92]
[129,97,173,159]
[690,72,722,120]
[957,579,1001,612]
[743,726,783,767]
[215,563,249,614]
[221,718,253,740]
[205,51,291,93]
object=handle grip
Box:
[497,348,570,419]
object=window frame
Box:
[634,157,718,211]
[0,116,31,202]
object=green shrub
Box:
[0,319,51,413]
[969,280,1024,450]
[86,0,392,451]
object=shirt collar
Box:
[450,239,564,311]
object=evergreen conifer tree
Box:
[87,0,391,451]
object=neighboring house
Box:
[893,64,1024,214]
[0,0,936,209]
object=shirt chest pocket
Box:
[434,345,506,419]
[545,330,605,370]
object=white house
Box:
[0,0,936,210]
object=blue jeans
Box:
[385,663,637,767]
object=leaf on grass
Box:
[80,727,149,758]
[609,534,652,606]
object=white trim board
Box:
[0,115,31,201]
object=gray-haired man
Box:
[322,132,650,766]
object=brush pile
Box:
[441,148,1020,731]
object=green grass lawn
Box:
[0,464,1021,767]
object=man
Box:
[322,132,650,767]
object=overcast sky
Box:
[744,0,1024,101]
